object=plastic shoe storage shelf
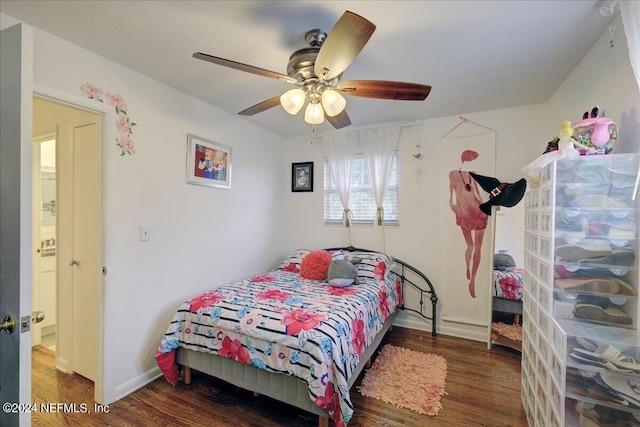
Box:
[521,153,639,427]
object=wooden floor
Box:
[32,327,527,427]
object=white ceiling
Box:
[0,1,618,138]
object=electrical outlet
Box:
[139,225,151,241]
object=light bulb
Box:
[304,101,324,125]
[321,89,346,117]
[280,88,305,115]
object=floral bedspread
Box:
[492,268,524,301]
[155,252,402,427]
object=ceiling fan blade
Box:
[193,52,297,84]
[337,80,432,100]
[238,96,282,116]
[325,108,351,129]
[314,11,376,81]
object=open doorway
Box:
[32,134,57,350]
[31,96,103,393]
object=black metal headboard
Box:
[324,246,438,336]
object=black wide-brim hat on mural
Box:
[470,172,527,216]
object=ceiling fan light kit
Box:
[305,98,325,127]
[194,10,431,132]
[280,88,306,115]
[321,89,347,117]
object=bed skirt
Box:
[176,310,398,419]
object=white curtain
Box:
[362,127,401,252]
[620,1,640,199]
[620,1,640,92]
[322,132,359,243]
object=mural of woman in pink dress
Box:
[448,150,488,298]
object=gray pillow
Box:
[494,252,516,271]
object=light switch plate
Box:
[139,225,151,241]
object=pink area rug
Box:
[359,344,447,416]
[491,322,523,341]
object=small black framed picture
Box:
[292,162,313,192]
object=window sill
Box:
[323,221,399,227]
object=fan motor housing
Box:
[287,29,341,86]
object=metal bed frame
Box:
[326,246,439,336]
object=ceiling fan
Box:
[193,10,432,131]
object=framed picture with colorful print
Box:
[291,162,313,192]
[186,134,232,189]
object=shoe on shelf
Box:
[600,372,640,407]
[573,345,640,372]
[555,278,637,296]
[555,244,613,262]
[574,304,632,325]
[578,250,636,267]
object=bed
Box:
[492,268,524,319]
[155,247,437,427]
[490,268,524,351]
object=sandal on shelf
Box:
[600,372,640,407]
[574,344,640,372]
[569,352,633,373]
[574,304,632,325]
[555,278,637,296]
[578,250,636,267]
[576,337,597,351]
[586,381,630,407]
[555,244,613,262]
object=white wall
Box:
[1,13,289,404]
[548,14,640,155]
[283,104,548,340]
[283,14,639,341]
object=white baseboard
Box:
[55,356,71,373]
[114,366,163,402]
[393,314,489,343]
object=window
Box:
[323,152,399,225]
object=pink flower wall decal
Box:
[81,83,137,156]
[106,93,128,112]
[80,83,104,101]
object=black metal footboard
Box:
[324,246,438,336]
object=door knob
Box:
[1,314,16,334]
[69,259,79,266]
[32,310,45,324]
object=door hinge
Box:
[102,266,107,276]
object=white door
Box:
[34,95,105,402]
[0,23,34,427]
[69,118,102,381]
[32,136,57,348]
